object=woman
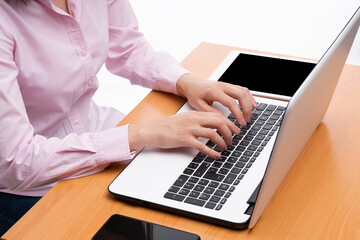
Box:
[0,0,257,235]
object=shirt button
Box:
[87,80,93,86]
[74,119,79,125]
[79,51,87,57]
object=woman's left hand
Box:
[176,73,258,126]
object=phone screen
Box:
[218,53,316,97]
[92,214,201,240]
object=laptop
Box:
[109,7,360,229]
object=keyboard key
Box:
[227,157,237,163]
[204,187,215,194]
[231,167,241,174]
[215,205,223,210]
[184,183,195,189]
[257,103,267,111]
[189,191,201,198]
[164,192,185,202]
[250,157,256,163]
[231,151,241,158]
[240,140,250,146]
[203,172,225,182]
[205,202,216,209]
[194,163,211,177]
[173,175,189,187]
[224,192,232,198]
[193,157,203,163]
[204,157,215,163]
[199,193,211,201]
[221,151,231,156]
[184,197,206,207]
[247,145,257,151]
[244,150,254,157]
[183,168,194,175]
[168,186,180,193]
[212,161,222,168]
[251,140,262,146]
[239,156,250,162]
[194,185,205,192]
[223,162,233,169]
[255,134,265,140]
[223,173,237,184]
[218,168,229,175]
[188,163,198,169]
[198,179,209,186]
[236,146,246,152]
[188,177,199,183]
[209,196,221,203]
[262,110,273,116]
[266,105,276,111]
[235,161,245,168]
[179,189,190,195]
[209,181,220,188]
[214,189,226,197]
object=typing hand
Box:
[176,73,258,126]
[128,111,240,159]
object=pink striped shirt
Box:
[0,0,188,196]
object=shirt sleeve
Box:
[0,23,133,196]
[105,0,190,95]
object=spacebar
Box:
[203,172,225,182]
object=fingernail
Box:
[240,119,247,126]
[246,116,251,123]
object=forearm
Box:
[0,126,132,196]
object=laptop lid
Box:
[248,6,360,228]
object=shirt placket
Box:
[63,17,97,133]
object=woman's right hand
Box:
[128,111,240,159]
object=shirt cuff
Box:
[93,124,133,164]
[156,64,190,95]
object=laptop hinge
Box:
[245,181,262,215]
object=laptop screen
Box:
[218,53,316,97]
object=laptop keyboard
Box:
[164,102,286,210]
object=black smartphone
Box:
[92,214,201,240]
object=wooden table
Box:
[3,42,360,240]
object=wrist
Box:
[128,123,148,152]
[176,73,196,97]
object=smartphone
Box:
[92,214,201,240]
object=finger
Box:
[224,85,255,123]
[195,99,223,115]
[190,139,221,159]
[196,112,240,137]
[211,90,247,126]
[209,115,237,146]
[194,127,228,151]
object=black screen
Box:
[218,53,316,97]
[92,214,200,240]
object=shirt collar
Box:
[34,0,82,21]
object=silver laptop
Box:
[109,7,360,229]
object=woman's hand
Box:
[128,111,240,159]
[176,73,258,126]
[128,73,257,158]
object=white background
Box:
[94,0,360,114]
